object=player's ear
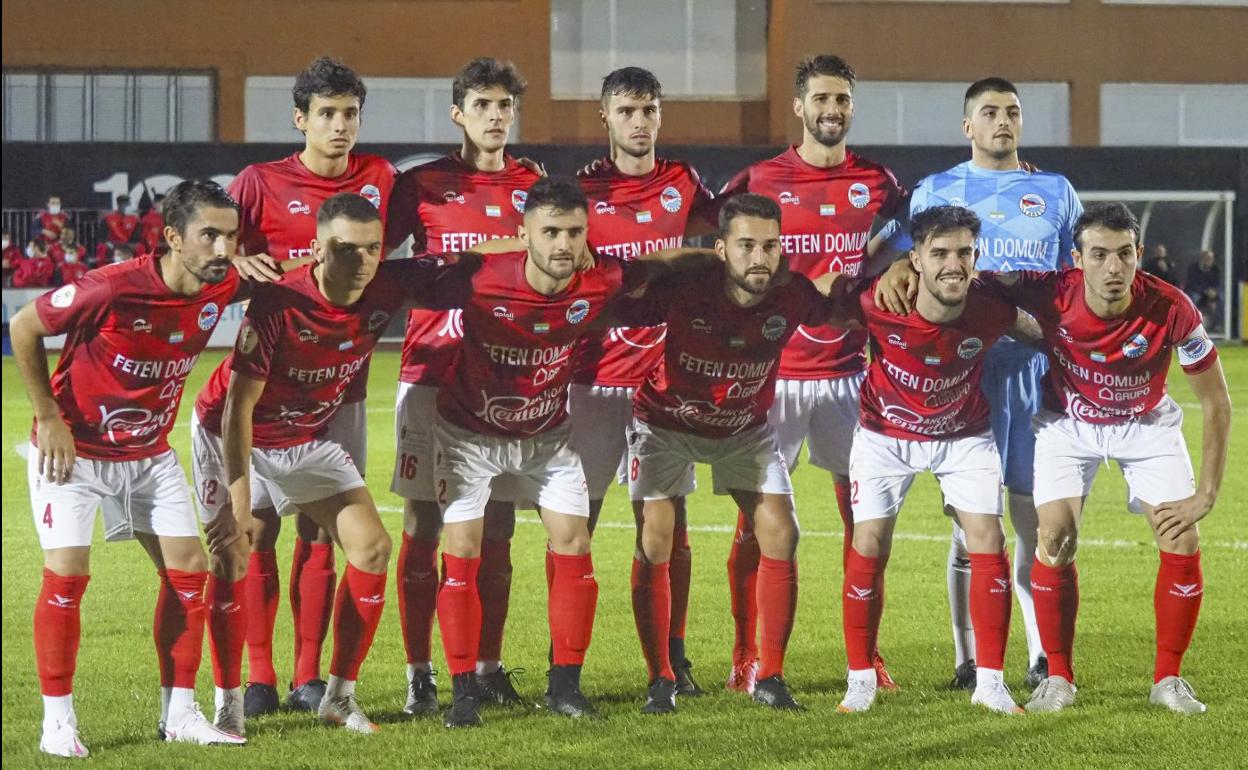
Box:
[792,96,803,118]
[714,237,727,262]
[293,107,307,134]
[311,238,325,263]
[908,248,921,273]
[962,117,973,141]
[450,103,466,128]
[164,225,181,253]
[517,223,529,248]
[1071,248,1084,269]
[599,107,608,132]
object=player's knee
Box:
[211,541,248,582]
[549,528,591,555]
[1038,526,1078,565]
[43,548,90,577]
[1159,526,1200,556]
[350,530,392,573]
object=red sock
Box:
[293,543,335,687]
[478,539,513,663]
[968,551,1012,671]
[437,554,481,676]
[727,510,760,664]
[631,559,674,680]
[288,538,311,673]
[544,544,555,596]
[244,550,279,686]
[397,534,439,665]
[1154,551,1204,682]
[34,569,90,696]
[757,556,798,681]
[154,569,207,688]
[328,564,387,681]
[842,548,884,671]
[669,523,691,644]
[549,552,598,666]
[1031,559,1078,682]
[206,575,247,689]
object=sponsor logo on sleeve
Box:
[50,285,76,308]
[566,299,591,324]
[238,325,258,354]
[360,184,382,208]
[660,186,683,213]
[1019,193,1047,217]
[287,200,312,215]
[511,189,528,213]
[198,302,220,331]
[848,183,871,209]
[762,315,787,341]
[1121,333,1149,359]
[957,337,983,359]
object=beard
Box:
[804,110,850,147]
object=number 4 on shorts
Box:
[43,503,53,528]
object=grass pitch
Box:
[2,348,1246,769]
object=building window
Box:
[2,70,215,142]
[551,0,767,99]
[1101,84,1248,146]
[850,81,1070,146]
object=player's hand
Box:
[517,157,548,178]
[233,253,283,282]
[204,509,240,555]
[875,259,918,314]
[1153,492,1215,539]
[36,417,76,484]
[1019,160,1041,173]
[577,158,606,177]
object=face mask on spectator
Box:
[26,244,36,258]
[2,238,9,250]
[48,203,62,214]
[65,251,79,264]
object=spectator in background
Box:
[98,195,141,262]
[1184,249,1222,327]
[48,226,87,269]
[111,242,136,263]
[2,227,19,287]
[140,193,166,254]
[1145,243,1177,285]
[12,240,54,288]
[36,195,68,243]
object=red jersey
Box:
[229,152,397,260]
[103,211,140,243]
[431,250,643,437]
[37,210,68,241]
[626,267,832,438]
[59,260,90,284]
[32,255,241,461]
[571,157,716,387]
[140,209,164,252]
[720,147,906,380]
[384,153,541,385]
[195,257,451,448]
[849,279,1017,440]
[981,269,1218,424]
[12,254,55,288]
[48,243,86,266]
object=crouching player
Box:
[837,206,1029,715]
[978,203,1231,715]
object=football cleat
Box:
[287,679,327,713]
[1025,675,1077,713]
[674,658,704,697]
[971,680,1024,714]
[319,691,380,734]
[725,659,759,694]
[243,682,280,718]
[214,688,246,737]
[837,675,878,713]
[163,704,247,745]
[40,720,89,758]
[752,675,804,711]
[546,665,603,720]
[1024,657,1049,690]
[950,660,978,691]
[443,673,483,729]
[873,652,898,691]
[1149,676,1207,716]
[403,669,439,716]
[476,665,533,708]
[642,678,677,715]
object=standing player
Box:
[887,78,1083,688]
[383,57,540,714]
[9,179,281,756]
[570,66,717,696]
[975,203,1230,715]
[227,56,396,716]
[835,206,1028,715]
[718,54,906,692]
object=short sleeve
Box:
[1169,292,1219,374]
[614,272,677,327]
[34,269,114,336]
[976,270,1059,318]
[878,167,908,221]
[227,167,270,257]
[714,167,752,218]
[1057,179,1082,270]
[229,293,284,381]
[404,253,477,310]
[885,176,933,253]
[685,164,719,231]
[384,171,428,253]
[797,275,835,327]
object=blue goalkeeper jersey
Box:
[890,161,1082,272]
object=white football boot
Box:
[163,703,246,745]
[1149,676,1207,715]
[1025,675,1077,713]
[214,686,246,737]
[837,669,878,713]
[971,680,1024,714]
[39,718,89,758]
[319,691,380,734]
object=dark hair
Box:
[293,56,367,114]
[718,193,782,238]
[963,77,1018,115]
[1073,202,1140,250]
[601,66,662,105]
[522,177,587,216]
[317,192,382,227]
[452,57,527,108]
[153,193,166,202]
[162,179,241,236]
[909,205,982,246]
[795,54,856,98]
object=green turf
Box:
[2,348,1246,768]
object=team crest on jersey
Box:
[132,318,152,333]
[1019,193,1046,217]
[778,191,800,205]
[762,314,787,341]
[50,284,76,308]
[443,191,466,205]
[660,186,683,213]
[848,183,871,209]
[1121,333,1148,359]
[511,189,528,213]
[368,310,390,332]
[566,299,591,324]
[360,184,382,209]
[298,329,320,343]
[198,302,220,331]
[287,200,312,215]
[957,337,984,359]
[594,200,617,215]
[238,325,258,354]
[1179,335,1212,362]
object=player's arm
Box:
[210,371,266,554]
[9,305,74,483]
[809,273,866,329]
[631,246,719,282]
[1006,308,1045,350]
[1155,350,1231,538]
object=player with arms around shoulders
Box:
[976,203,1231,715]
[10,179,287,756]
[383,57,540,715]
[227,56,397,718]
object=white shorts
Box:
[392,383,519,504]
[250,437,368,511]
[627,419,793,501]
[1031,397,1196,513]
[327,399,367,475]
[848,425,1004,522]
[770,374,864,476]
[190,413,289,522]
[28,447,198,549]
[433,416,589,523]
[568,384,633,501]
